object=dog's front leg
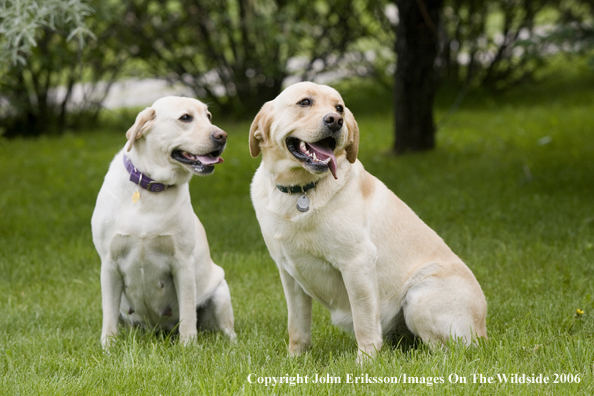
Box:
[173,260,198,345]
[101,262,123,349]
[279,268,312,356]
[341,257,383,362]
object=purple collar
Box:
[123,154,169,193]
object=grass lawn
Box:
[1,70,593,395]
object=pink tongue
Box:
[196,155,224,165]
[306,142,337,179]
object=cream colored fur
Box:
[249,82,487,361]
[92,96,235,349]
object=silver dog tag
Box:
[296,194,309,212]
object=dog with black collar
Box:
[92,96,236,349]
[249,82,487,362]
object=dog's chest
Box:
[110,233,180,324]
[267,200,358,257]
[272,212,334,256]
[269,213,353,309]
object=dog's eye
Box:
[297,98,312,107]
[207,112,212,121]
[179,114,193,122]
[336,105,344,113]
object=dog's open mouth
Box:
[171,149,224,175]
[286,136,337,179]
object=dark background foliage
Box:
[0,0,592,144]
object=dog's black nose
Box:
[211,129,227,145]
[323,113,343,133]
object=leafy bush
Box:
[0,0,128,137]
[440,0,594,89]
[122,0,385,117]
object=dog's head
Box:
[125,96,226,181]
[249,82,359,182]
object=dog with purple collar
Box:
[92,96,236,349]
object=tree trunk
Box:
[393,0,443,154]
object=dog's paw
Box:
[355,351,374,365]
[179,332,198,346]
[225,330,238,343]
[356,345,379,364]
[101,334,116,351]
[288,341,310,357]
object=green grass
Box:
[1,71,594,395]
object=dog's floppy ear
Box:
[249,101,274,158]
[344,107,359,163]
[126,107,156,152]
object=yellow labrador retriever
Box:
[249,82,487,360]
[92,96,236,349]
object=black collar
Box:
[276,182,316,194]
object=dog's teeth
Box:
[300,141,306,151]
[313,152,317,161]
[183,151,197,161]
